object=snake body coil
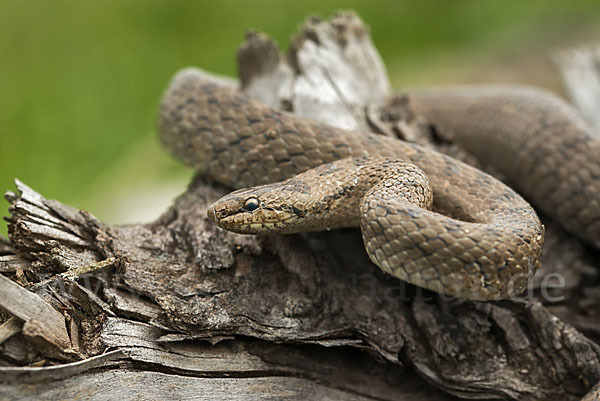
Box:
[158,70,598,300]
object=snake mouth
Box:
[207,201,300,234]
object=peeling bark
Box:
[554,45,600,133]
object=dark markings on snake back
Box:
[292,206,305,217]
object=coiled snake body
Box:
[158,70,600,300]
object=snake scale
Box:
[158,70,600,300]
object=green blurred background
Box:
[2,0,600,236]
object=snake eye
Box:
[243,197,260,211]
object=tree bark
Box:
[1,11,599,401]
[554,43,600,401]
[554,44,600,133]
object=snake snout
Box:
[206,204,217,223]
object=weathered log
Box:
[1,11,599,401]
[555,42,600,401]
[554,45,600,133]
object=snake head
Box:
[207,185,307,234]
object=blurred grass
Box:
[1,0,600,236]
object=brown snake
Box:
[158,70,600,300]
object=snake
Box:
[158,69,600,300]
